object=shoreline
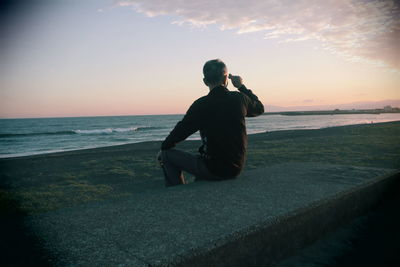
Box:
[2,120,399,161]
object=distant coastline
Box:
[264,108,400,116]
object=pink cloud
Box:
[118,0,400,70]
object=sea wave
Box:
[74,126,159,134]
[0,126,161,138]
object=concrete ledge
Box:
[26,163,399,266]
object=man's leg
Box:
[160,149,198,186]
[195,156,235,181]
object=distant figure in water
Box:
[157,59,264,186]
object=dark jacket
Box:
[161,85,264,177]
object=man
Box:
[158,59,264,186]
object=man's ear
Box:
[203,78,208,86]
[222,74,228,84]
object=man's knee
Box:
[160,149,174,164]
[161,149,193,169]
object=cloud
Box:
[118,0,400,71]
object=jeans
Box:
[160,149,229,186]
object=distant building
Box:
[384,105,393,111]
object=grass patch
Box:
[246,124,400,170]
[15,180,114,214]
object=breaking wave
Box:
[0,126,160,138]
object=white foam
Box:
[74,127,140,134]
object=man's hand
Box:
[228,74,244,89]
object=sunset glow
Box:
[1,0,399,118]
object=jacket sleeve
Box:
[239,85,265,117]
[161,101,201,150]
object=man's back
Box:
[162,84,264,177]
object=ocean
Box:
[1,113,400,158]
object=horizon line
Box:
[2,108,400,120]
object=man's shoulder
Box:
[226,90,249,103]
[185,95,208,113]
[228,90,244,97]
[192,95,208,106]
[192,90,243,105]
[196,94,209,101]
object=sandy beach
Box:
[1,121,399,216]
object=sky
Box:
[0,0,399,118]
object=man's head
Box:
[203,59,228,89]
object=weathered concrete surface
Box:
[26,163,398,266]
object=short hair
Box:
[203,59,227,84]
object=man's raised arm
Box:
[229,74,264,117]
